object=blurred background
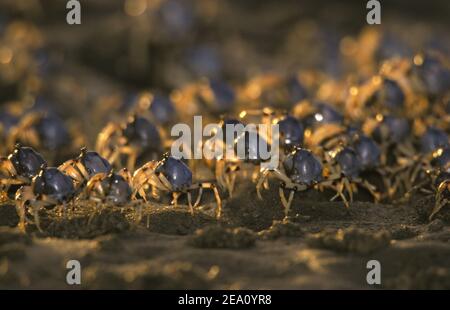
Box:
[0,0,448,160]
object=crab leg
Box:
[279,187,295,218]
[256,169,270,199]
[187,191,195,215]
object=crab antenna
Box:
[77,147,88,159]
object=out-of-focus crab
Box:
[411,51,450,99]
[132,91,177,125]
[96,115,164,172]
[395,132,449,202]
[0,108,19,152]
[172,78,236,123]
[345,76,405,120]
[292,100,347,152]
[6,111,83,163]
[0,22,45,102]
[430,96,450,132]
[361,114,417,197]
[345,51,431,122]
[238,73,309,110]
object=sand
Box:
[1,180,449,290]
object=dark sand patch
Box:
[189,225,256,249]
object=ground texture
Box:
[1,181,450,289]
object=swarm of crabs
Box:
[0,21,449,233]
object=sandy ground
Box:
[1,180,450,290]
[0,0,449,291]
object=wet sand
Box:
[1,181,449,289]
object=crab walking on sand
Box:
[132,153,223,218]
[15,166,76,232]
